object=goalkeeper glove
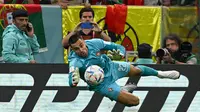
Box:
[69,67,80,87]
[107,49,124,60]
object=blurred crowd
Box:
[0,0,199,64]
[0,0,196,7]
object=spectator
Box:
[156,34,197,64]
[3,0,39,4]
[157,0,195,6]
[39,0,68,9]
[104,0,123,5]
[57,0,69,9]
[62,3,111,49]
[2,9,40,63]
[135,43,155,64]
[3,0,69,9]
[144,0,159,5]
[0,0,3,4]
[158,0,171,6]
[39,0,51,4]
[67,0,83,5]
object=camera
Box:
[156,41,193,62]
[156,48,169,57]
[178,41,192,62]
[180,41,192,54]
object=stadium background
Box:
[0,4,199,63]
[0,4,199,112]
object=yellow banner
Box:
[62,6,161,63]
[163,7,200,62]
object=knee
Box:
[128,65,141,76]
[126,96,140,107]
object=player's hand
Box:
[69,67,80,87]
[107,49,123,60]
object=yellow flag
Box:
[62,6,161,63]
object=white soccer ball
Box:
[84,65,104,86]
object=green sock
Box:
[136,65,158,76]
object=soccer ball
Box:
[84,65,104,86]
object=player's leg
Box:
[98,82,139,107]
[127,65,180,79]
[117,90,139,106]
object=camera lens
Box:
[156,49,165,57]
[156,48,168,57]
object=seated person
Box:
[135,43,155,64]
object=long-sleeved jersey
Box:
[68,39,125,87]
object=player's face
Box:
[13,17,29,31]
[80,12,93,22]
[166,39,179,53]
[71,39,88,58]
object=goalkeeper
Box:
[67,33,180,106]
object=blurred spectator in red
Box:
[162,0,171,6]
[3,0,69,9]
[90,0,144,5]
[4,0,39,4]
[157,0,195,6]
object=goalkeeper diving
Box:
[65,32,180,106]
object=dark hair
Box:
[162,34,182,48]
[12,9,28,19]
[79,7,95,19]
[68,33,82,46]
[137,43,152,58]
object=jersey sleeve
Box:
[91,39,126,56]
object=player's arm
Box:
[94,39,125,60]
[105,41,125,60]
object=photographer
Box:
[156,34,197,64]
